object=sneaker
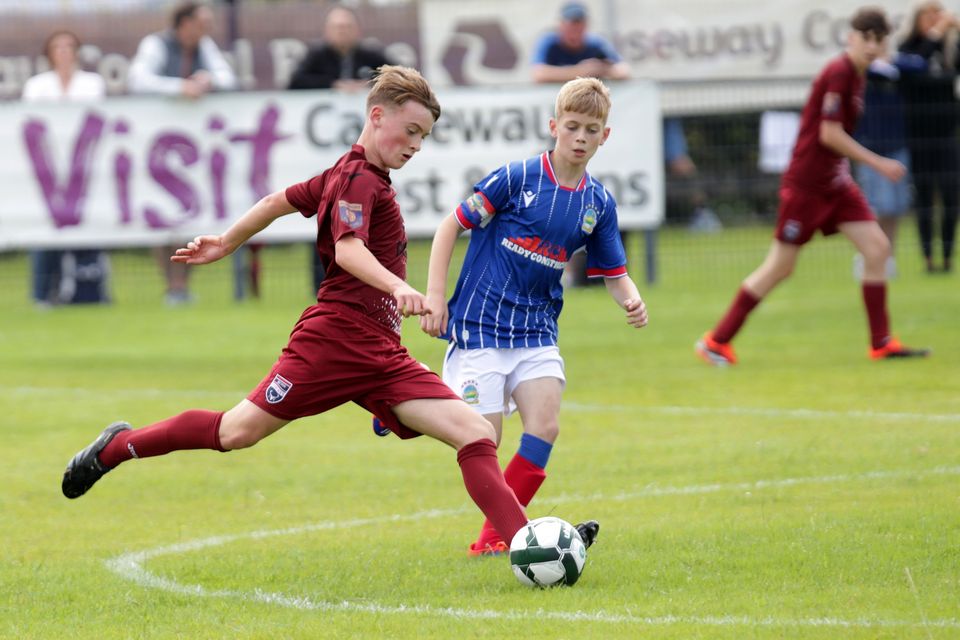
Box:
[575,520,600,549]
[61,421,131,499]
[467,540,509,557]
[371,416,391,437]
[695,332,737,366]
[869,338,931,360]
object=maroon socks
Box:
[98,409,225,468]
[456,439,528,544]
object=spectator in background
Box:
[663,117,720,233]
[897,0,960,273]
[22,30,109,308]
[128,0,238,305]
[289,4,395,294]
[530,2,630,84]
[853,56,912,279]
[288,5,392,93]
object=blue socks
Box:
[517,432,553,469]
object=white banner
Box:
[420,0,909,85]
[0,83,661,250]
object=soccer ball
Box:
[509,517,587,587]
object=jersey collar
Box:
[542,151,587,191]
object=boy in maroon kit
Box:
[61,66,598,555]
[696,7,930,365]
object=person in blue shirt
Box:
[530,2,630,84]
[419,77,648,555]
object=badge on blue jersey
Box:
[266,374,293,404]
[338,200,364,229]
[581,205,598,234]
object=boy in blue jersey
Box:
[420,77,648,555]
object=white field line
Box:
[105,465,960,629]
[6,385,960,423]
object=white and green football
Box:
[509,516,587,587]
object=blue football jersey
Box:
[446,151,627,349]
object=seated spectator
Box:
[128,0,237,99]
[22,30,110,308]
[288,5,393,93]
[128,0,238,305]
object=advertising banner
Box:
[0,82,661,249]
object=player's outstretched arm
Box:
[171,190,296,265]
[335,236,430,317]
[604,275,648,328]
[421,213,464,336]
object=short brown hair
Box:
[555,77,611,123]
[850,6,890,38]
[366,65,441,122]
[172,1,205,29]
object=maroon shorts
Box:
[247,302,460,439]
[774,182,875,245]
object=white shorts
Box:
[442,344,565,416]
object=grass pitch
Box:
[1,227,958,639]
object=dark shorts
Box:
[247,302,460,439]
[774,182,875,245]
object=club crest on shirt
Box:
[338,200,364,229]
[461,379,480,405]
[265,374,293,404]
[581,206,598,234]
[783,219,802,242]
[822,92,840,117]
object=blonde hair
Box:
[366,65,441,122]
[555,77,611,123]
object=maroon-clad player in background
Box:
[60,65,599,554]
[696,7,930,365]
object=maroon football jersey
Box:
[286,144,406,334]
[783,54,865,193]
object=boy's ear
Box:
[549,117,558,138]
[369,104,384,126]
[600,126,611,145]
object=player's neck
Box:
[548,151,586,189]
[843,50,868,75]
[355,132,388,172]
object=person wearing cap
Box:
[531,2,630,83]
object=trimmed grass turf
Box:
[1,226,958,639]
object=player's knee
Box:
[774,261,795,282]
[460,411,497,445]
[217,422,262,450]
[863,235,891,265]
[527,419,559,444]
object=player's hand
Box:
[171,235,230,265]
[392,283,429,317]
[877,157,906,183]
[624,297,648,328]
[419,292,449,337]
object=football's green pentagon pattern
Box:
[509,517,587,587]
